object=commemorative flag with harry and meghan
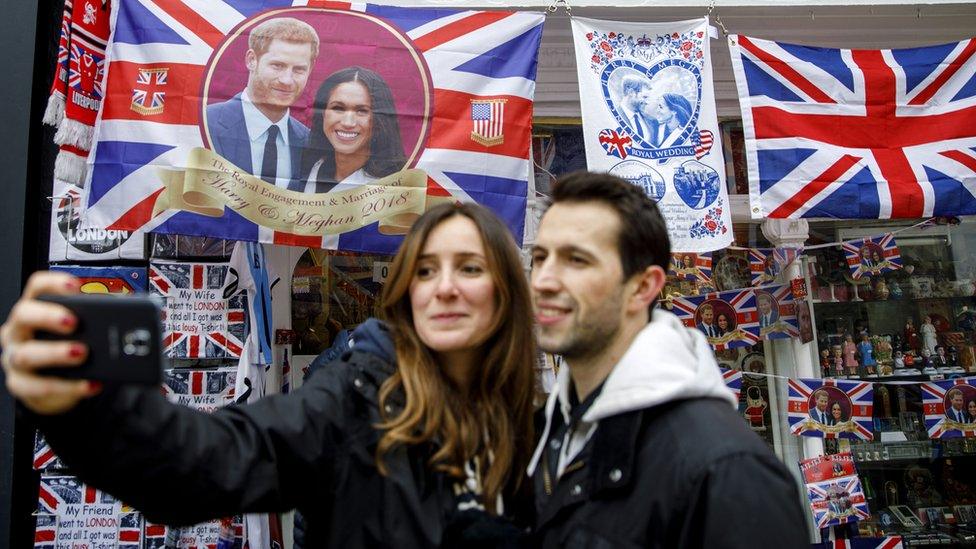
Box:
[729,35,976,220]
[788,378,874,440]
[82,2,544,254]
[920,378,976,438]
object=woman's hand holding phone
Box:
[0,271,99,415]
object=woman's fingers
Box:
[22,271,82,301]
[4,339,87,372]
[4,368,98,415]
[1,299,78,348]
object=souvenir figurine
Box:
[949,345,959,368]
[904,351,916,368]
[931,345,949,368]
[820,349,832,378]
[832,345,845,377]
[904,318,920,352]
[743,386,767,431]
[874,279,890,300]
[893,350,905,369]
[859,333,877,375]
[920,347,934,370]
[921,315,938,355]
[888,279,904,300]
[843,335,859,376]
[874,335,893,368]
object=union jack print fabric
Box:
[748,246,800,286]
[842,233,903,280]
[806,474,870,528]
[811,537,904,549]
[788,378,874,440]
[921,378,976,438]
[671,288,760,350]
[163,367,237,412]
[720,367,742,401]
[82,2,543,253]
[729,35,976,219]
[755,284,800,340]
[150,261,245,359]
[668,252,713,283]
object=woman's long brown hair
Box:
[375,202,536,512]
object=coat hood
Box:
[528,309,736,475]
[350,318,396,364]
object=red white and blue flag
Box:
[805,475,871,528]
[82,2,543,254]
[788,378,874,440]
[749,247,800,286]
[920,378,976,438]
[668,252,713,283]
[150,261,245,359]
[163,367,237,412]
[812,538,904,549]
[671,288,760,350]
[730,35,976,220]
[755,284,800,340]
[720,367,742,401]
[33,432,67,473]
[842,233,903,280]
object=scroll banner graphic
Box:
[155,148,440,238]
[572,16,732,252]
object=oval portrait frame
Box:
[199,8,432,176]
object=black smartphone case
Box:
[37,294,164,385]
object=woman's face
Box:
[410,216,497,360]
[832,403,842,419]
[717,314,729,330]
[968,401,976,417]
[322,81,373,158]
[653,97,673,125]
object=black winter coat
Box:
[36,343,527,548]
[531,398,810,548]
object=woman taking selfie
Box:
[1,202,536,547]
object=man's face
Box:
[245,39,314,113]
[952,393,964,411]
[700,307,713,325]
[531,202,630,359]
[816,394,828,411]
[759,297,772,315]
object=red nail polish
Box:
[65,279,81,291]
[88,381,102,394]
[68,344,85,358]
[60,316,76,328]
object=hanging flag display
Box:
[571,16,732,252]
[729,34,976,220]
[788,378,874,440]
[50,265,147,294]
[755,284,799,339]
[799,452,870,529]
[150,261,246,359]
[81,3,544,254]
[842,233,903,279]
[720,367,742,401]
[671,288,760,350]
[668,252,712,283]
[921,379,976,438]
[748,247,800,286]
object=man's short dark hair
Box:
[549,171,671,280]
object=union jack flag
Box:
[37,475,117,515]
[668,252,712,283]
[34,513,57,549]
[806,475,871,528]
[150,261,246,359]
[842,233,903,280]
[788,378,874,440]
[812,537,904,549]
[755,284,800,340]
[671,288,760,350]
[598,128,632,159]
[163,367,237,411]
[729,35,976,219]
[33,432,66,472]
[82,3,543,254]
[720,367,742,401]
[131,68,168,116]
[920,378,976,438]
[749,247,801,286]
[119,511,143,548]
[143,521,167,549]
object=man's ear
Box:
[627,264,667,313]
[245,49,257,72]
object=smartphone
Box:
[36,293,164,385]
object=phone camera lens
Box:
[123,329,152,357]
